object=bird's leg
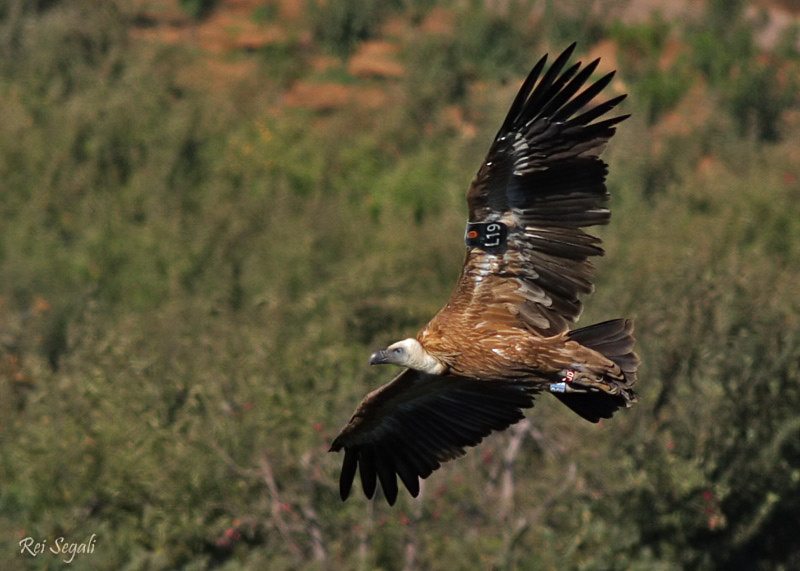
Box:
[549,365,620,395]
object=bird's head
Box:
[369,338,445,375]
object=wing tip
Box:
[560,41,578,60]
[338,447,357,501]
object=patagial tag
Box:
[464,221,507,253]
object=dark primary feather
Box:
[464,44,629,336]
[329,369,539,505]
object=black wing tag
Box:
[464,221,508,253]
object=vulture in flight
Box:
[330,43,639,505]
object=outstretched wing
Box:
[426,43,628,340]
[329,368,538,505]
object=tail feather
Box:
[553,319,639,423]
[567,318,639,383]
[551,392,630,423]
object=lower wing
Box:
[329,368,539,505]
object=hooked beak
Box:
[369,349,390,365]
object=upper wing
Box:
[329,368,538,505]
[434,44,628,338]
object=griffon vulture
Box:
[330,43,639,505]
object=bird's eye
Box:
[392,347,404,355]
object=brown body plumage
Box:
[330,43,640,505]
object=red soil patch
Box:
[420,7,455,36]
[347,41,405,79]
[129,0,288,53]
[283,81,388,111]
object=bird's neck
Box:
[411,342,447,375]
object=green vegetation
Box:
[2,0,800,569]
[309,0,399,58]
[179,0,218,20]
